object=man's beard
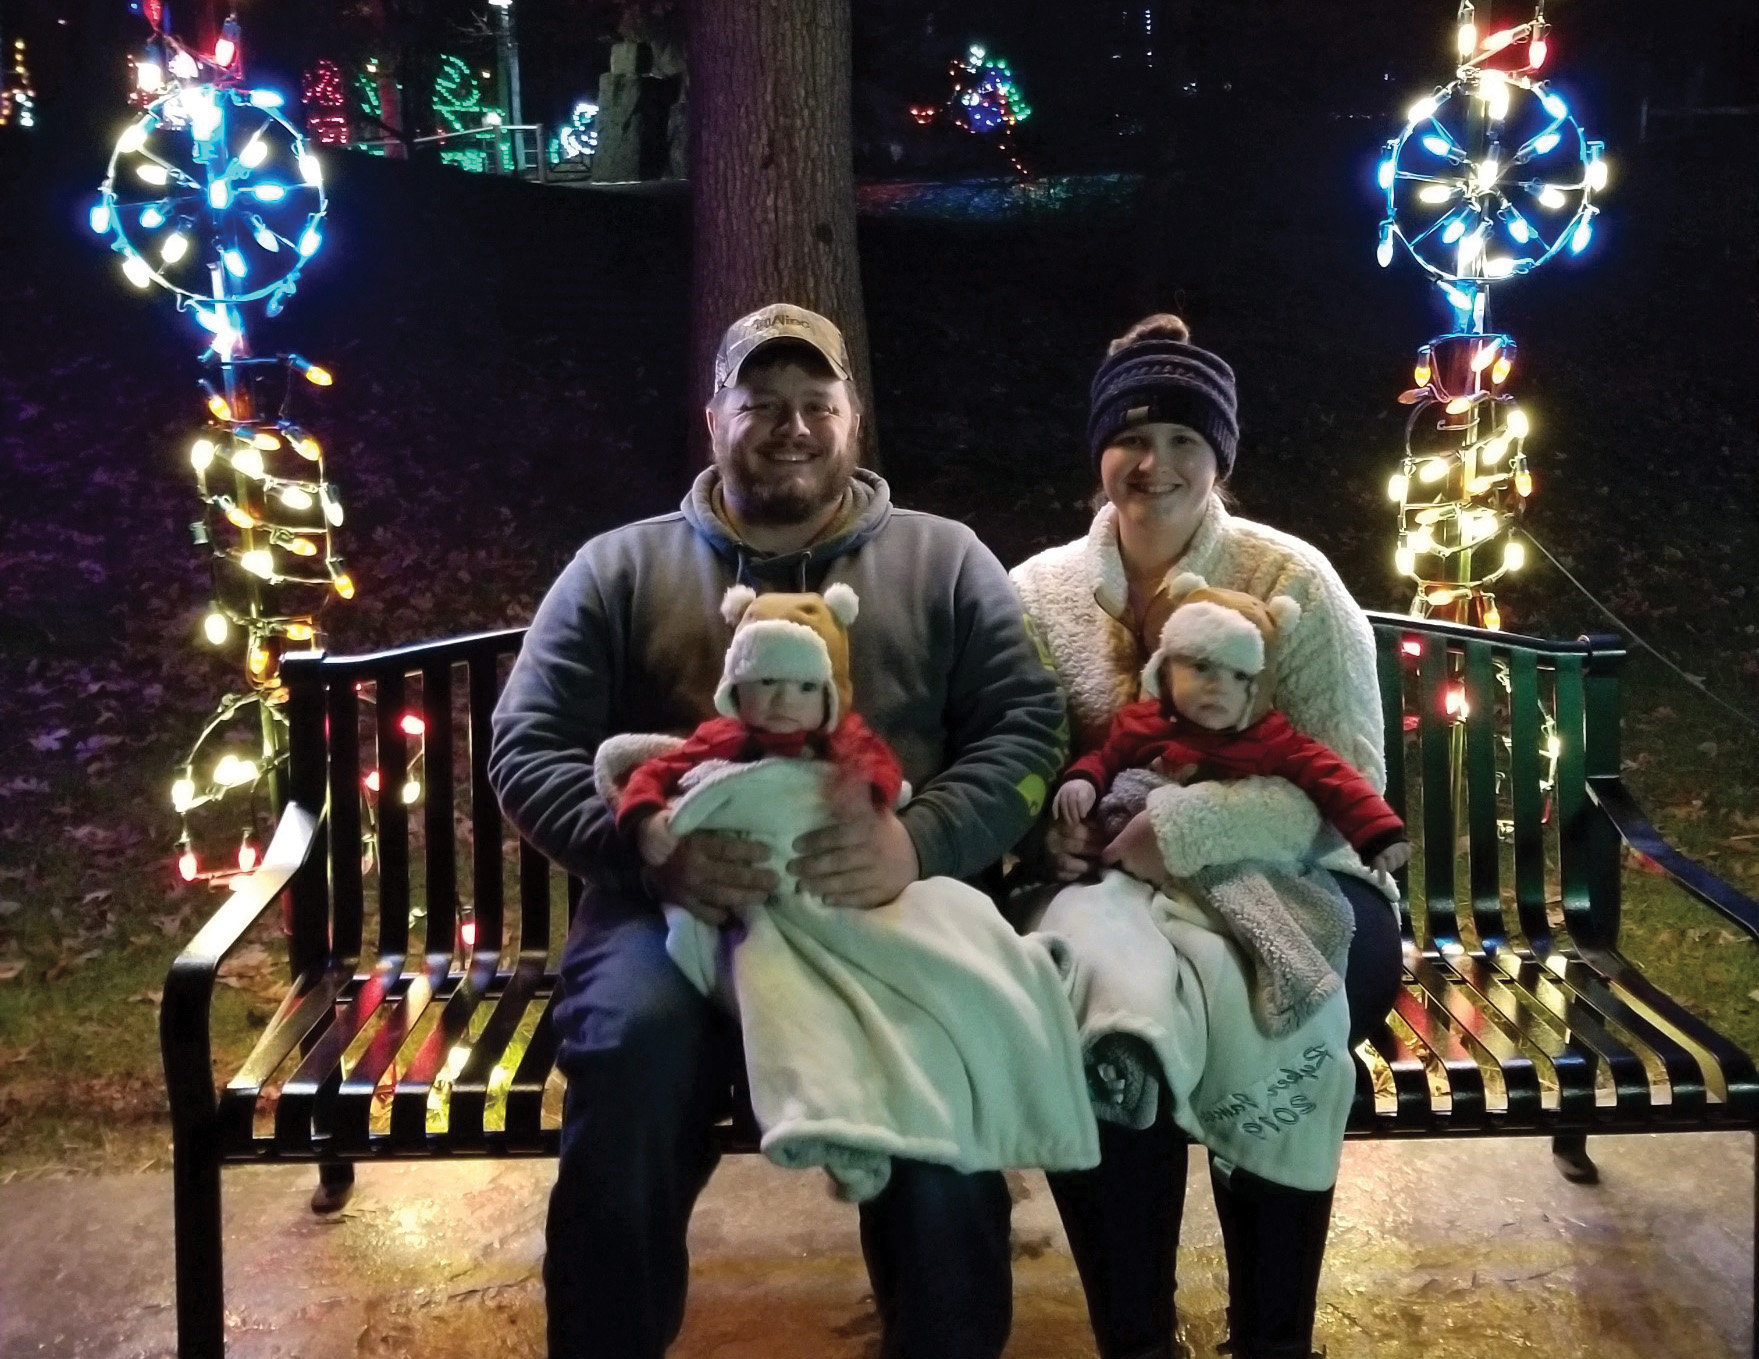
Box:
[718,446,854,526]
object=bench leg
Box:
[1551,1133,1599,1185]
[310,1159,355,1214]
[171,1126,225,1359]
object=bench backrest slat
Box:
[280,615,1627,975]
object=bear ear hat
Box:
[1165,571,1207,606]
[821,582,859,627]
[1266,596,1302,632]
[720,584,758,628]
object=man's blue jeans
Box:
[544,885,1014,1359]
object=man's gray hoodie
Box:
[489,468,1068,892]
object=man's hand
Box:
[1044,814,1105,882]
[789,766,919,909]
[1370,840,1413,875]
[1053,780,1096,825]
[649,829,776,927]
[1101,810,1170,885]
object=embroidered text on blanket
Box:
[1200,1044,1338,1140]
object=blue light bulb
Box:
[89,204,111,234]
[254,184,286,202]
[298,228,322,257]
[209,181,230,209]
[1531,131,1561,155]
[1540,92,1567,119]
[223,249,248,278]
[249,90,285,109]
[1569,220,1593,253]
[1377,159,1395,190]
[1421,135,1450,156]
[1506,214,1532,244]
[1441,216,1467,244]
[140,206,165,229]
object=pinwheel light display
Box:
[90,16,359,882]
[946,45,1032,175]
[1375,0,1605,630]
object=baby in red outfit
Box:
[617,582,904,872]
[1053,573,1411,876]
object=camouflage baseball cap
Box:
[712,303,853,393]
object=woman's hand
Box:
[1045,813,1106,882]
[1101,810,1170,885]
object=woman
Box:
[1011,315,1404,1359]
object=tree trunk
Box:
[686,0,875,474]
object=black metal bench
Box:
[161,613,1759,1357]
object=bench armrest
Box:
[160,803,322,1128]
[1589,775,1759,940]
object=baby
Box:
[617,581,904,880]
[1053,573,1412,876]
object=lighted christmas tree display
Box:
[1375,0,1606,630]
[550,98,600,166]
[945,45,1032,175]
[89,12,357,880]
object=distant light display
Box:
[946,44,1032,175]
[549,98,599,164]
[301,60,350,146]
[0,37,36,128]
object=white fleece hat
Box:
[714,582,860,728]
[1140,573,1301,728]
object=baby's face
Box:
[1164,656,1253,731]
[735,678,828,733]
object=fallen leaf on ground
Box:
[0,961,26,982]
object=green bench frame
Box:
[161,612,1759,1357]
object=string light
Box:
[945,44,1034,176]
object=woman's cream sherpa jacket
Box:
[1011,497,1394,897]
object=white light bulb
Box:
[1419,458,1449,484]
[231,447,264,478]
[1441,216,1467,243]
[1478,156,1498,186]
[254,184,286,202]
[240,138,267,168]
[1531,131,1561,155]
[1421,135,1450,156]
[1457,232,1485,267]
[160,233,189,263]
[1395,546,1416,576]
[1456,23,1476,55]
[279,485,314,510]
[135,60,163,92]
[1376,236,1394,267]
[1377,159,1395,190]
[322,490,344,527]
[118,122,149,154]
[1407,96,1438,124]
[171,777,197,812]
[1541,92,1568,119]
[1483,435,1510,463]
[298,228,322,257]
[299,154,322,185]
[1506,408,1530,439]
[1409,528,1437,553]
[1483,256,1516,278]
[241,549,275,579]
[1506,214,1531,244]
[249,90,285,109]
[1418,184,1454,204]
[89,204,111,234]
[122,254,153,287]
[1503,540,1526,572]
[250,217,279,251]
[208,180,230,209]
[136,163,169,185]
[140,205,165,229]
[1586,158,1608,191]
[222,248,247,278]
[401,779,423,805]
[190,438,217,471]
[1536,185,1567,210]
[169,50,198,79]
[1570,220,1593,253]
[1387,473,1408,502]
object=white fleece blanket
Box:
[1026,869,1354,1193]
[598,738,1099,1201]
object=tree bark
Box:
[686,0,875,472]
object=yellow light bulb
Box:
[1445,396,1472,415]
[1515,470,1533,497]
[1467,476,1494,495]
[1483,604,1502,631]
[247,644,270,675]
[1503,539,1526,572]
[303,365,333,386]
[241,549,274,579]
[294,436,321,460]
[252,431,281,450]
[225,503,257,529]
[333,571,356,599]
[1413,361,1432,386]
[286,537,319,557]
[1490,356,1512,384]
[207,393,232,421]
[284,622,315,642]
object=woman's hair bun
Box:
[1107,313,1191,355]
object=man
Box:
[489,302,1067,1359]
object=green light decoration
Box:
[434,55,504,174]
